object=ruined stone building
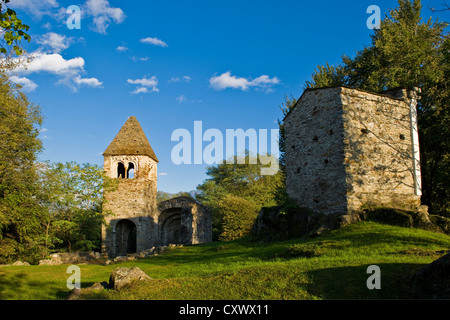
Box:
[284,86,425,223]
[101,116,212,258]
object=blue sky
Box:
[8,0,450,193]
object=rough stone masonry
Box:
[284,86,426,223]
[101,116,212,258]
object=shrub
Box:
[217,195,260,241]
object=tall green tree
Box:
[303,0,449,216]
[0,5,41,263]
[197,153,283,240]
[0,72,43,263]
[38,162,117,255]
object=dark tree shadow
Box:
[305,263,426,299]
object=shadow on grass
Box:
[0,269,74,300]
[0,271,28,299]
[305,263,425,299]
[134,242,262,266]
[126,225,449,268]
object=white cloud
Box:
[158,172,168,176]
[251,75,281,87]
[127,76,159,94]
[209,71,280,92]
[176,94,186,103]
[74,75,103,87]
[17,52,84,75]
[84,0,126,34]
[168,76,191,83]
[13,51,102,91]
[127,77,158,88]
[41,22,52,30]
[130,87,148,94]
[36,32,72,53]
[9,75,38,92]
[116,45,128,52]
[209,72,250,90]
[140,37,168,47]
[9,0,59,18]
[11,0,125,34]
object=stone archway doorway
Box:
[115,219,137,256]
[159,208,183,246]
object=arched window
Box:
[127,162,135,179]
[117,162,125,178]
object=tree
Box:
[38,162,117,254]
[197,153,283,240]
[0,0,31,71]
[0,72,43,264]
[157,190,193,203]
[0,0,30,56]
[303,0,449,216]
[216,194,260,241]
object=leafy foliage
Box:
[38,162,117,255]
[0,72,43,264]
[215,194,260,241]
[0,0,30,57]
[157,190,194,203]
[303,0,449,216]
[0,70,118,263]
[197,153,283,240]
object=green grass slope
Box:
[1,221,449,300]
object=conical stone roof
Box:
[103,116,158,162]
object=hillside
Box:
[1,221,449,300]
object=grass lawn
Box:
[0,221,449,300]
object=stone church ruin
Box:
[101,116,212,258]
[254,86,431,240]
[284,86,427,225]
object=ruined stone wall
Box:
[103,155,158,217]
[340,87,421,213]
[102,155,158,257]
[157,197,212,246]
[285,86,422,217]
[285,87,348,215]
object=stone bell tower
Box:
[101,116,159,258]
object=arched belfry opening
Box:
[127,162,135,179]
[117,162,125,178]
[115,219,137,256]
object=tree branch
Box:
[428,2,450,12]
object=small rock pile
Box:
[33,244,183,266]
[39,251,102,265]
[105,244,182,264]
[66,266,152,300]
